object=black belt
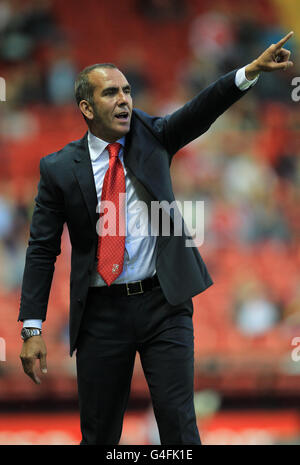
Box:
[89,274,160,297]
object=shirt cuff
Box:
[23,319,42,329]
[235,66,259,91]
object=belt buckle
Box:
[126,280,143,296]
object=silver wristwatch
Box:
[21,327,42,341]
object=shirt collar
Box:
[88,130,125,162]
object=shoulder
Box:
[133,108,164,126]
[132,108,166,140]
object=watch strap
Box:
[21,327,42,341]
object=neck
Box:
[89,129,118,143]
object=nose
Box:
[117,90,129,106]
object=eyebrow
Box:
[101,84,131,95]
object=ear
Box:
[79,100,94,121]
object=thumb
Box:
[283,61,294,70]
[39,353,48,374]
[276,60,294,70]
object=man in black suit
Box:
[19,32,293,445]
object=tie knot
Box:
[107,142,122,158]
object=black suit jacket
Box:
[18,70,248,354]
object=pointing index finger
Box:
[275,31,294,49]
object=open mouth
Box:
[115,111,129,121]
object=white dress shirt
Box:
[23,66,258,329]
[88,132,158,287]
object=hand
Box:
[245,31,294,80]
[20,336,47,384]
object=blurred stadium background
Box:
[1,0,300,445]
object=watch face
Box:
[21,328,41,340]
[21,328,29,340]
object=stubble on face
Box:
[87,68,133,142]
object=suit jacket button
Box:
[77,298,82,304]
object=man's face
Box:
[84,67,133,142]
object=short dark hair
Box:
[74,63,118,107]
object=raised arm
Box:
[161,69,246,155]
[245,31,294,79]
[153,31,294,156]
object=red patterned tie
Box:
[97,142,126,286]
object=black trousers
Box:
[76,284,201,445]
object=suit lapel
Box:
[71,115,177,229]
[124,114,176,212]
[123,118,150,181]
[72,133,98,229]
